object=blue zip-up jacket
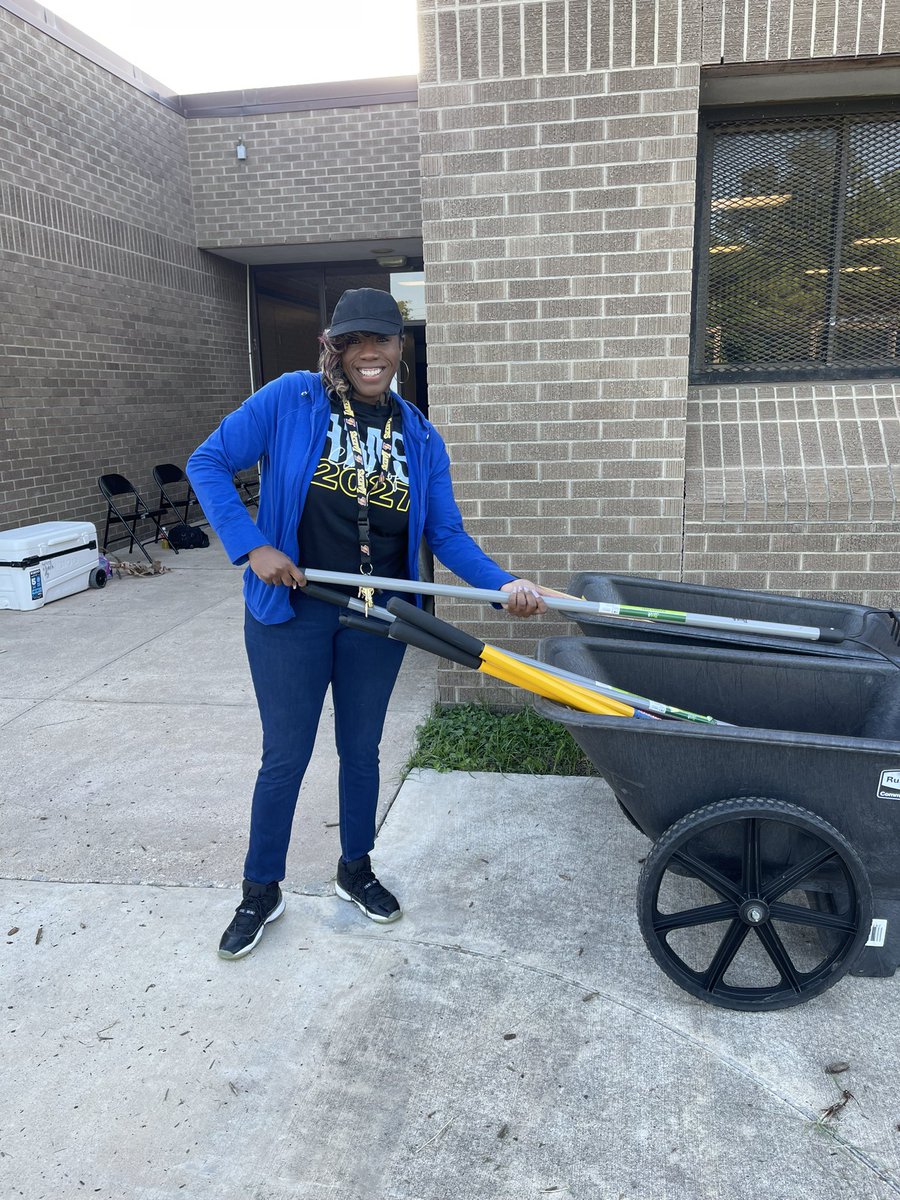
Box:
[186,370,515,624]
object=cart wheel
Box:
[637,797,872,1012]
[88,567,107,589]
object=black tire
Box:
[88,567,107,589]
[637,797,872,1012]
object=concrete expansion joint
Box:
[10,876,213,889]
[7,878,342,899]
[59,695,257,709]
[340,928,900,1195]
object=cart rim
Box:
[637,797,873,1012]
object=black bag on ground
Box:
[167,523,209,549]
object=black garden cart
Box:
[536,633,900,1011]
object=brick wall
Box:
[418,1,700,704]
[685,0,900,604]
[685,385,900,606]
[187,103,422,250]
[0,7,247,537]
[418,0,900,704]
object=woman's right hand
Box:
[248,545,307,588]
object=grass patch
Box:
[405,703,597,776]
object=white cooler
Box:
[0,521,103,611]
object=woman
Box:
[188,288,552,960]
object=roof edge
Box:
[179,77,419,118]
[2,1,417,118]
[2,0,183,111]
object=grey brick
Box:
[188,102,422,249]
[1,7,246,534]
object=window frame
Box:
[690,98,900,386]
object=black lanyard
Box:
[339,395,393,610]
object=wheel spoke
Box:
[653,901,737,933]
[671,850,744,905]
[742,817,761,894]
[769,901,857,933]
[702,919,751,992]
[754,923,803,992]
[762,847,838,903]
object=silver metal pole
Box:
[346,595,394,623]
[304,568,516,605]
[301,569,837,643]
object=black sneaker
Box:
[218,880,285,959]
[335,855,401,924]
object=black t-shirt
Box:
[298,394,409,591]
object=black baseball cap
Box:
[328,288,404,337]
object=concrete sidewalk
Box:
[1,538,899,1200]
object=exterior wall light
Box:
[236,138,247,161]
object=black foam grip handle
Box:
[386,597,485,659]
[816,627,846,644]
[387,618,482,670]
[302,582,353,608]
[338,612,391,637]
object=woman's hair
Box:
[318,330,351,401]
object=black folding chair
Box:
[152,463,208,529]
[233,467,260,509]
[98,473,178,562]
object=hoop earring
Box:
[398,359,410,384]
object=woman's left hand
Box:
[500,579,553,618]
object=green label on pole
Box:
[620,605,688,624]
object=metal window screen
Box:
[693,110,900,383]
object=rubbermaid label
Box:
[877,769,900,800]
[866,919,887,948]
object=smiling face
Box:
[339,332,403,402]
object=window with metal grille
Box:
[691,104,900,384]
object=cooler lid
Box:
[0,521,97,555]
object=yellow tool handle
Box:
[479,646,633,717]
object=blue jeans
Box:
[242,593,406,883]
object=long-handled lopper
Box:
[301,583,727,724]
[379,600,655,718]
